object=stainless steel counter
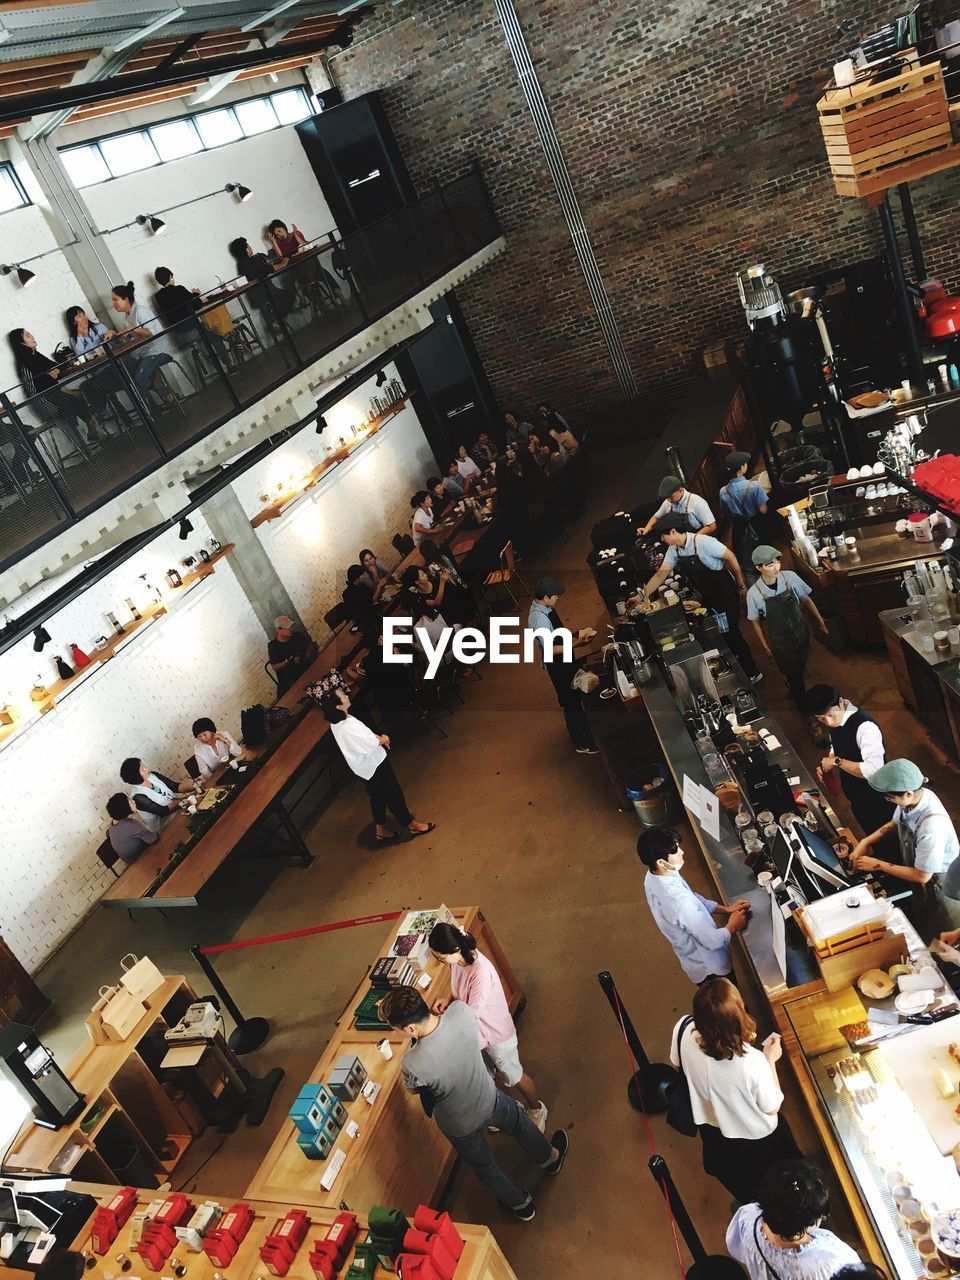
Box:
[879,604,958,669]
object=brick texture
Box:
[332,0,960,435]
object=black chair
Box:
[96,836,121,877]
[324,602,349,634]
[393,533,414,556]
[264,660,278,686]
[184,756,201,781]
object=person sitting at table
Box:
[119,757,193,833]
[456,444,482,485]
[266,218,308,259]
[472,431,498,464]
[228,236,296,321]
[503,410,533,445]
[443,459,469,500]
[427,476,450,510]
[105,793,158,865]
[547,419,579,460]
[109,282,177,403]
[347,618,424,738]
[267,614,314,697]
[7,329,104,443]
[411,489,435,546]
[359,548,395,600]
[638,474,717,538]
[536,399,577,439]
[153,266,203,328]
[420,539,470,623]
[65,305,114,357]
[343,564,379,640]
[192,717,243,781]
[320,687,435,842]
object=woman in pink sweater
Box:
[428,922,547,1131]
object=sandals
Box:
[375,832,400,843]
[408,822,437,839]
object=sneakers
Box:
[749,672,764,685]
[575,744,599,755]
[542,1128,569,1176]
[500,1196,535,1222]
[525,1102,548,1133]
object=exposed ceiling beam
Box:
[154,31,201,73]
[188,10,307,105]
[111,6,186,54]
[0,32,343,122]
[240,0,302,33]
[23,47,135,139]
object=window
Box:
[0,163,30,212]
[99,131,159,176]
[195,108,243,148]
[57,87,313,188]
[59,145,110,189]
[273,88,311,125]
[235,97,277,136]
[149,118,203,162]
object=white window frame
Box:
[0,161,31,212]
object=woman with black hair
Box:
[119,756,193,832]
[7,328,103,445]
[419,539,470,624]
[343,563,379,640]
[410,489,434,547]
[105,793,158,865]
[428,921,547,1131]
[726,1159,860,1279]
[359,548,395,600]
[110,282,176,400]
[228,236,296,321]
[65,305,114,357]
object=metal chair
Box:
[96,836,121,878]
[264,661,278,686]
[481,540,529,609]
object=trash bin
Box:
[625,765,677,828]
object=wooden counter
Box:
[6,977,198,1186]
[65,1183,518,1280]
[246,907,522,1213]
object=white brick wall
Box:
[0,381,437,972]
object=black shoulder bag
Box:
[665,1016,698,1136]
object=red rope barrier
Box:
[610,985,688,1280]
[198,911,403,954]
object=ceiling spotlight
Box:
[32,625,51,652]
[2,263,36,287]
[178,517,193,540]
[225,182,252,203]
[315,414,327,435]
[375,369,386,386]
[136,214,166,234]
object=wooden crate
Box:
[818,61,960,197]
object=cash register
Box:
[0,1178,95,1271]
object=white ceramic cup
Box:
[376,1039,394,1060]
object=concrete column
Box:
[201,483,305,639]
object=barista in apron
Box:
[643,517,761,681]
[637,475,716,538]
[805,684,896,839]
[119,755,192,832]
[745,545,827,709]
[850,759,960,939]
[719,451,768,571]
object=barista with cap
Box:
[642,517,761,682]
[745,544,827,709]
[804,684,895,839]
[719,451,768,568]
[850,759,960,937]
[637,475,717,537]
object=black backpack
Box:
[240,704,267,745]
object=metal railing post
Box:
[0,391,77,519]
[102,343,170,459]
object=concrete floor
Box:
[26,431,956,1278]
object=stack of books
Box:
[353,987,390,1033]
[370,956,417,989]
[389,932,430,970]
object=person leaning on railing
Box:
[7,327,104,444]
[228,235,296,321]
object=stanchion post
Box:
[191,945,270,1054]
[649,1155,747,1279]
[597,970,677,1113]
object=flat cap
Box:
[868,758,925,794]
[658,475,685,498]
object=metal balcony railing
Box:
[0,165,501,575]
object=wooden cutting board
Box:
[882,1018,960,1156]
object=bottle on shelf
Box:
[54,656,74,681]
[70,643,91,668]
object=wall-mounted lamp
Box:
[315,408,327,435]
[1,264,36,287]
[225,182,253,203]
[178,516,193,540]
[136,214,166,235]
[375,369,386,386]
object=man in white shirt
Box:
[320,689,435,843]
[637,475,717,537]
[805,685,893,838]
[638,826,749,983]
[410,490,435,547]
[192,717,243,782]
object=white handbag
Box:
[119,953,165,1001]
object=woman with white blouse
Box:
[670,976,797,1203]
[410,489,435,547]
[455,444,481,484]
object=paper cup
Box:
[377,1038,394,1060]
[834,58,855,86]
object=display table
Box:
[5,977,199,1187]
[8,1183,519,1280]
[246,907,522,1213]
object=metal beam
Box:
[188,11,305,105]
[240,0,302,33]
[0,34,343,122]
[111,6,186,53]
[154,31,201,74]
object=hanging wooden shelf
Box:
[251,394,413,528]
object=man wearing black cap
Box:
[719,452,768,569]
[643,519,761,682]
[527,578,597,754]
[637,475,716,538]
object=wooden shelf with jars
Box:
[0,545,234,754]
[251,394,413,528]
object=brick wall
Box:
[332,0,960,435]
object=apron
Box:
[669,491,696,533]
[760,578,808,677]
[898,809,960,937]
[680,536,734,620]
[723,482,760,567]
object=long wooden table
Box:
[245,907,522,1213]
[42,1183,518,1280]
[101,515,492,909]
